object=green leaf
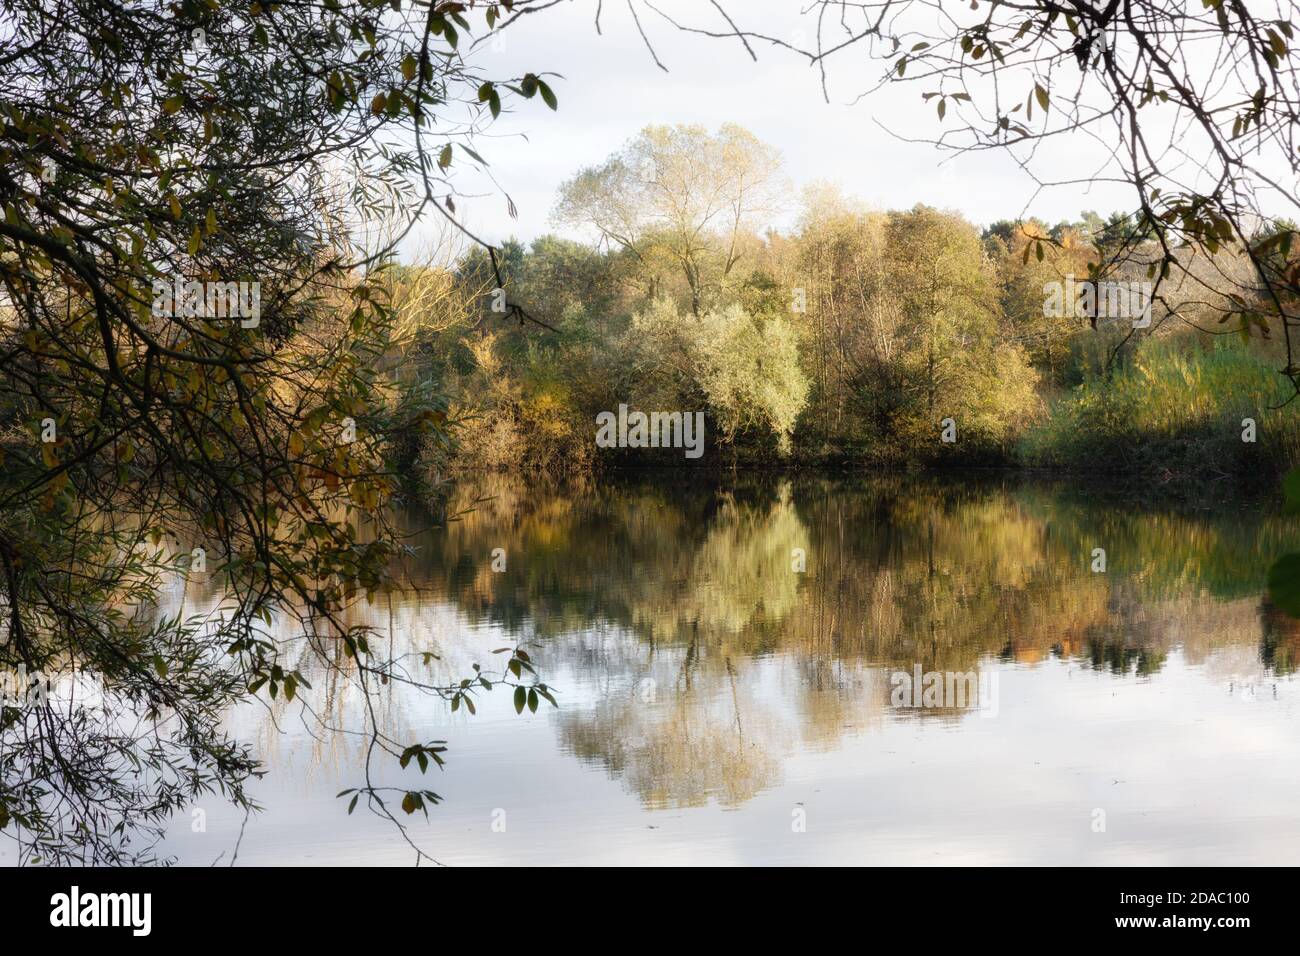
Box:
[513,685,526,714]
[1035,83,1049,111]
[537,79,557,110]
[460,144,489,166]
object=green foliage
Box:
[625,300,810,454]
[1020,338,1300,478]
[400,186,1297,477]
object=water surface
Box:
[161,474,1300,865]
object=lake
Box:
[158,472,1300,865]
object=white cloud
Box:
[414,0,1134,252]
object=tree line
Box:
[392,124,1300,483]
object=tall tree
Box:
[554,124,785,315]
[0,0,559,863]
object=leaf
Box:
[162,95,184,115]
[438,144,452,169]
[371,93,386,116]
[1034,83,1049,111]
[513,685,526,714]
[1268,552,1300,616]
[347,794,359,815]
[527,687,538,713]
[401,792,416,815]
[537,79,557,110]
[401,53,418,82]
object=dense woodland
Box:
[387,126,1300,488]
[7,0,1300,864]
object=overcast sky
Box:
[411,0,1136,254]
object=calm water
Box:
[157,473,1300,865]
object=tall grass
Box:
[1020,338,1300,480]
